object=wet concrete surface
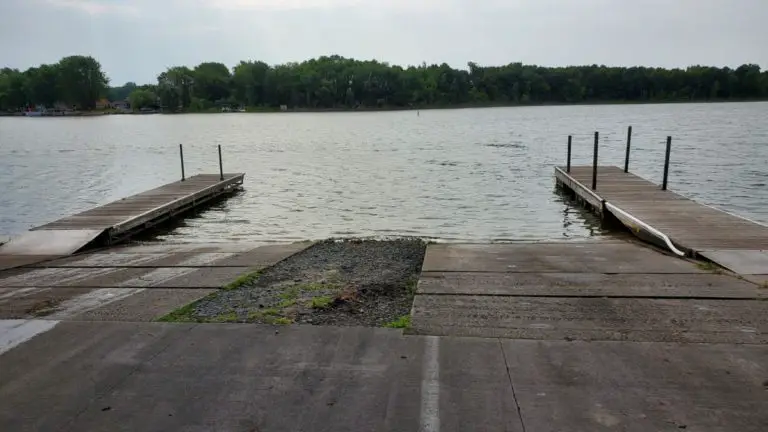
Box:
[1,322,766,432]
[0,243,309,320]
[422,242,706,274]
[2,239,768,431]
[0,255,62,271]
[411,241,768,343]
[411,295,768,343]
[418,271,766,299]
[503,339,768,432]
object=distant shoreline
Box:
[2,98,766,117]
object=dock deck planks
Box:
[555,166,768,258]
[0,173,244,257]
[34,173,244,234]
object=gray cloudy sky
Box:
[1,0,766,85]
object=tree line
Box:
[0,56,109,111]
[2,54,768,113]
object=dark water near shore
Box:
[1,102,767,243]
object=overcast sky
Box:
[1,0,766,85]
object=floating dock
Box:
[0,173,244,262]
[555,165,768,278]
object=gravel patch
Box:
[175,239,426,327]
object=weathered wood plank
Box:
[556,166,768,253]
[0,174,244,258]
[32,173,244,235]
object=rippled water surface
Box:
[1,102,767,243]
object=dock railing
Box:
[178,144,228,182]
[564,126,674,191]
[561,126,681,256]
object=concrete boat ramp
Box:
[1,239,766,431]
[1,159,767,431]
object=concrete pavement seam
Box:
[499,339,527,432]
[419,335,440,432]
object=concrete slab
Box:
[0,244,306,320]
[0,322,425,432]
[410,295,768,343]
[0,255,62,271]
[744,274,768,286]
[0,321,192,432]
[422,243,704,274]
[0,229,104,255]
[202,242,310,267]
[0,244,306,289]
[437,337,523,431]
[105,242,274,253]
[1,322,766,431]
[0,319,59,355]
[73,288,217,322]
[0,287,93,319]
[29,251,238,268]
[152,266,254,288]
[0,285,221,321]
[0,266,258,289]
[503,340,768,432]
[418,272,766,299]
[699,249,768,275]
[30,243,307,268]
[0,256,242,288]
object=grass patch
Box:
[309,296,334,309]
[295,281,342,292]
[223,270,261,291]
[384,315,411,329]
[158,297,208,322]
[280,285,301,301]
[248,308,279,320]
[209,311,239,323]
[405,276,419,295]
[248,309,292,325]
[696,261,723,274]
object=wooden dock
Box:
[0,173,244,259]
[555,166,768,278]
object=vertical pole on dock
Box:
[566,135,572,172]
[662,136,672,190]
[591,131,599,190]
[624,125,632,172]
[179,144,185,182]
[218,145,224,181]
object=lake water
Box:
[1,102,767,243]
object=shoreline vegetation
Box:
[3,97,768,117]
[2,54,768,115]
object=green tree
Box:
[0,68,28,111]
[127,89,157,110]
[157,66,194,110]
[24,64,60,108]
[232,61,269,106]
[9,54,768,112]
[193,62,231,104]
[109,82,137,101]
[57,56,109,109]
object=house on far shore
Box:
[112,100,130,112]
[95,98,131,112]
[95,98,111,109]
